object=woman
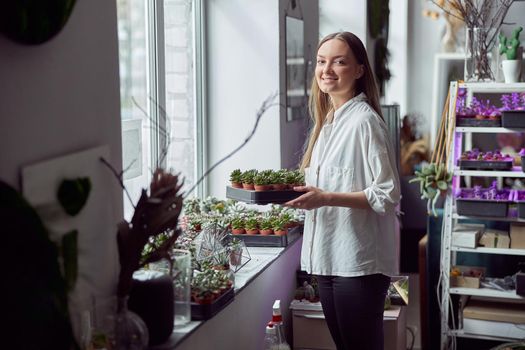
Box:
[285,32,400,350]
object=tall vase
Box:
[464,27,494,82]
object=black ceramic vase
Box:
[129,272,174,346]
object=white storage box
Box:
[289,300,406,350]
[452,224,484,248]
[463,318,525,339]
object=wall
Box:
[0,0,122,292]
[206,0,318,197]
[279,0,319,170]
[319,0,367,41]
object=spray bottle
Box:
[271,300,290,350]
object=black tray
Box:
[226,186,302,204]
[457,159,513,170]
[191,287,235,320]
[522,156,525,173]
[456,199,510,217]
[502,111,525,128]
[517,202,525,219]
[456,118,501,127]
[230,225,303,247]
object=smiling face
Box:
[315,38,364,109]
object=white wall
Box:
[279,0,319,170]
[384,0,408,117]
[319,0,367,41]
[0,0,122,290]
[206,0,318,197]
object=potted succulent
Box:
[500,92,525,128]
[229,169,243,189]
[273,217,288,236]
[284,170,297,189]
[253,171,271,191]
[456,93,500,127]
[244,216,259,235]
[230,216,245,235]
[271,170,288,191]
[188,216,203,232]
[499,26,523,83]
[259,217,274,236]
[458,148,513,170]
[241,169,257,190]
[410,163,452,216]
[455,181,512,217]
[228,238,243,266]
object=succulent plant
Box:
[456,181,511,201]
[460,149,511,161]
[409,163,452,216]
[254,172,271,186]
[230,216,245,230]
[259,217,274,230]
[229,169,243,183]
[241,169,258,184]
[244,216,259,231]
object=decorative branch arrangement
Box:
[101,93,281,298]
[431,0,516,81]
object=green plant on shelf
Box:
[254,172,271,186]
[409,163,452,217]
[229,169,243,183]
[244,216,259,231]
[230,216,245,230]
[241,169,258,184]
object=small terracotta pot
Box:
[475,114,486,120]
[254,184,270,191]
[242,183,255,190]
[274,229,287,236]
[246,229,259,235]
[273,184,287,191]
[231,182,243,189]
[260,229,274,236]
[232,228,245,235]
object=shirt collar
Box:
[333,92,367,122]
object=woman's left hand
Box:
[284,186,327,210]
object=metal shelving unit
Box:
[440,82,525,349]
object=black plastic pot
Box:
[502,110,525,128]
[456,199,509,217]
[229,225,303,247]
[521,156,525,173]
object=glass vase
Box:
[109,296,149,350]
[464,27,495,82]
[172,249,192,327]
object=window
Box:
[117,0,205,219]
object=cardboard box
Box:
[463,299,525,323]
[510,224,525,249]
[452,224,484,248]
[478,229,510,248]
[450,265,485,288]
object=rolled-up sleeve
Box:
[361,119,401,215]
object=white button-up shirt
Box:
[301,93,401,277]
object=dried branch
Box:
[184,92,282,197]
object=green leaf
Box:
[437,181,448,191]
[409,177,422,183]
[426,186,438,198]
[57,177,91,216]
[62,230,78,292]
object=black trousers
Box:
[316,273,390,350]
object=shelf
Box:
[456,127,525,133]
[458,82,525,92]
[453,210,525,222]
[451,246,525,256]
[449,287,524,299]
[454,166,525,178]
[447,329,524,342]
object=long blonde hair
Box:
[299,32,383,171]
